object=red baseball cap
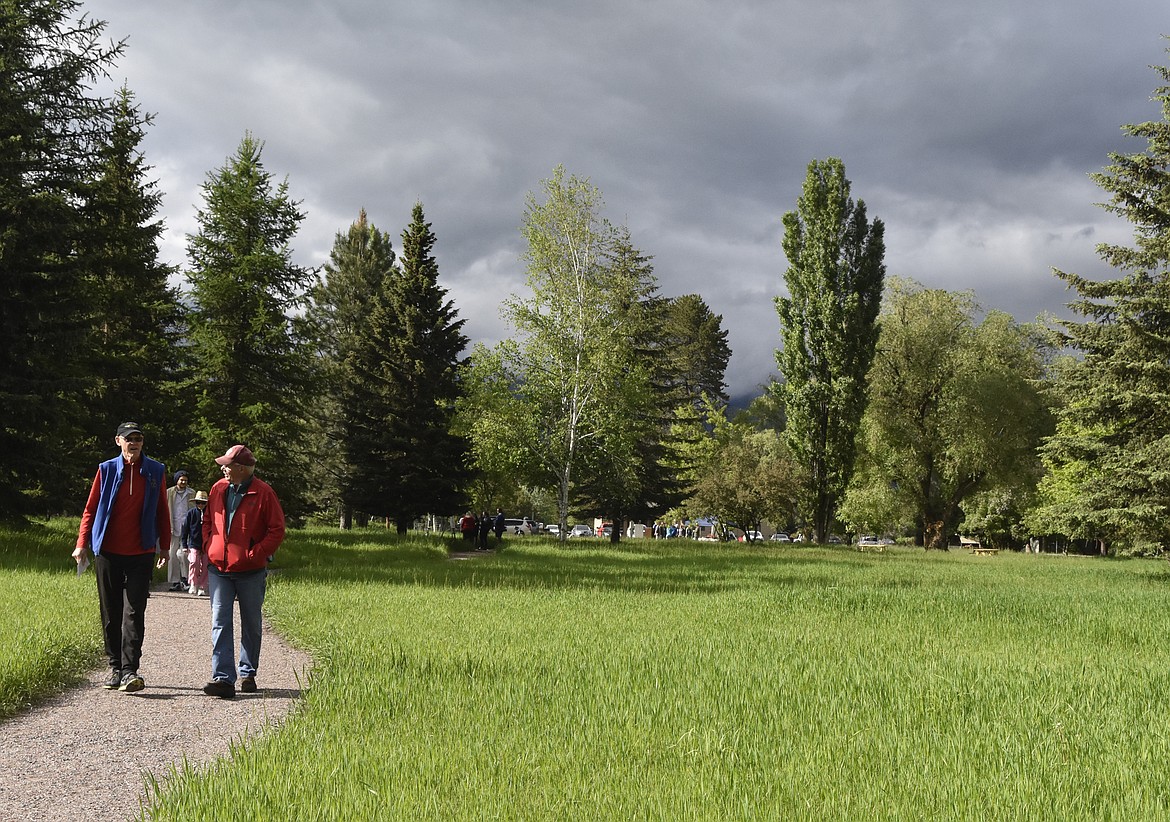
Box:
[214,444,256,467]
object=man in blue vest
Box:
[74,422,171,693]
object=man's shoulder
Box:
[247,476,277,495]
[142,456,166,474]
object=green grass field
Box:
[5,522,1170,819]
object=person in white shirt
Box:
[166,471,193,591]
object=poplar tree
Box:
[774,158,885,543]
[184,134,314,518]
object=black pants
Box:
[94,551,154,674]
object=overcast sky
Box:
[84,0,1168,399]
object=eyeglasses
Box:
[123,435,144,443]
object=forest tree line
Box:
[5,2,1170,554]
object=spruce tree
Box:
[306,210,397,527]
[0,1,123,517]
[82,86,185,463]
[337,204,469,531]
[184,134,315,518]
[1043,52,1170,550]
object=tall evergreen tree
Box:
[338,203,469,532]
[184,134,315,519]
[1042,51,1170,550]
[660,294,732,414]
[305,209,397,527]
[0,1,123,517]
[82,86,185,464]
[774,157,885,542]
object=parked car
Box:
[740,530,764,542]
[546,523,561,536]
[503,518,533,536]
[568,524,593,538]
[769,532,791,542]
[857,535,881,549]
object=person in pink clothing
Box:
[183,490,209,595]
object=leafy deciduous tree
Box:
[689,417,803,542]
[774,157,885,543]
[842,280,1050,548]
[464,167,655,538]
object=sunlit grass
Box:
[8,522,1170,818]
[0,519,100,719]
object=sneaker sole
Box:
[119,678,144,693]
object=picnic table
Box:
[961,535,998,556]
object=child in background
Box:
[183,490,209,596]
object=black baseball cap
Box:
[116,422,143,438]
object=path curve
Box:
[0,583,312,822]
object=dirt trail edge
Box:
[0,583,313,822]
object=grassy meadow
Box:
[5,521,1170,819]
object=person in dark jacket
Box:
[73,421,170,693]
[201,445,285,699]
[493,508,506,543]
[182,490,209,596]
[477,510,492,550]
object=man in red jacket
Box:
[201,444,285,699]
[74,421,170,693]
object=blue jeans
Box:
[208,566,267,683]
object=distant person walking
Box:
[166,470,193,591]
[73,421,170,693]
[201,445,286,699]
[477,510,492,550]
[493,508,505,543]
[183,490,209,596]
[459,511,476,544]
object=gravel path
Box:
[0,583,313,822]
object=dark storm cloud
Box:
[86,0,1168,395]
